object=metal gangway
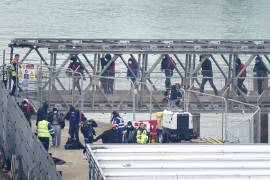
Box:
[0,38,267,143]
[5,38,270,113]
[0,82,61,180]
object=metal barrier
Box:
[0,82,61,180]
[187,85,260,143]
[86,146,106,180]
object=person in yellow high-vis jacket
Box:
[9,54,20,96]
[136,122,148,144]
[37,118,55,151]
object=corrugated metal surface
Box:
[87,144,270,180]
[0,82,61,180]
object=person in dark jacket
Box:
[48,107,65,147]
[111,111,125,142]
[161,54,175,94]
[94,124,121,143]
[253,55,268,95]
[199,55,218,95]
[127,57,139,88]
[123,121,136,143]
[64,106,83,142]
[20,98,35,126]
[100,54,115,94]
[169,83,184,108]
[235,58,248,95]
[81,119,97,144]
[36,102,49,126]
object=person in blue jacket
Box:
[111,111,125,142]
[127,57,139,88]
[253,55,268,95]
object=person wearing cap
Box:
[48,107,65,147]
[253,55,268,95]
[199,54,218,96]
[94,124,121,143]
[135,122,148,144]
[235,58,247,95]
[20,98,35,127]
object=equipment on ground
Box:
[158,110,193,143]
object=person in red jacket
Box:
[235,58,247,95]
[20,98,35,127]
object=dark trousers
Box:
[258,79,265,95]
[26,117,32,127]
[200,76,218,95]
[73,76,81,94]
[164,69,173,90]
[69,124,79,141]
[107,71,115,94]
[237,78,247,95]
[10,76,17,96]
[38,137,49,151]
[3,80,7,89]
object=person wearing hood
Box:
[64,105,80,142]
[111,111,125,143]
[199,55,218,95]
[161,54,175,96]
[20,98,35,127]
[235,58,248,95]
[100,54,115,94]
[48,107,65,147]
[123,121,136,143]
[67,55,84,94]
[127,57,139,88]
[36,102,49,126]
[253,55,268,95]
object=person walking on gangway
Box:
[199,55,218,95]
[253,55,268,95]
[235,58,247,95]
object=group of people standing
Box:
[94,111,149,144]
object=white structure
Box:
[86,144,270,180]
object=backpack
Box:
[168,57,175,70]
[238,64,246,77]
[21,103,31,114]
